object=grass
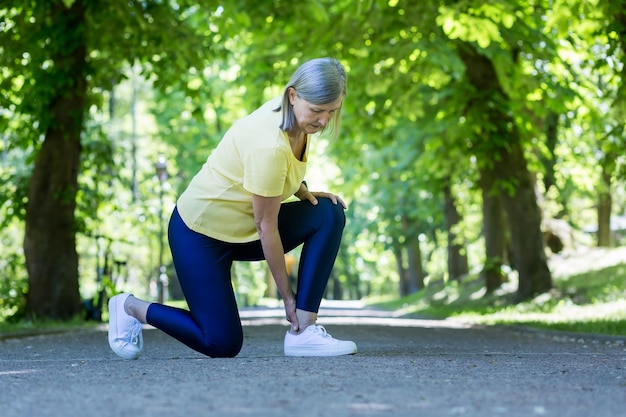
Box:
[369,261,626,337]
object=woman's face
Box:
[288,88,343,135]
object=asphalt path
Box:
[1,301,625,417]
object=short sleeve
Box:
[243,146,289,197]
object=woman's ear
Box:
[287,87,297,105]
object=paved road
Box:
[1,302,625,417]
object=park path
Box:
[1,300,625,417]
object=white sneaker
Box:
[108,293,143,360]
[284,325,357,357]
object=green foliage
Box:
[0,220,27,321]
[371,252,626,336]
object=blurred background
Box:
[1,0,625,332]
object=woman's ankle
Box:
[292,309,317,334]
[124,295,150,323]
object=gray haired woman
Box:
[108,58,357,359]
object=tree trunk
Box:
[23,0,87,319]
[458,42,552,302]
[392,242,409,297]
[495,141,553,301]
[443,183,469,282]
[331,271,343,300]
[406,236,424,293]
[597,165,613,247]
[401,215,424,293]
[541,111,559,194]
[479,169,507,293]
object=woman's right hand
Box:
[284,295,299,332]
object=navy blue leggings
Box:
[146,198,345,357]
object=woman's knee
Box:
[317,198,346,229]
[196,331,243,358]
[211,340,243,358]
[198,332,243,358]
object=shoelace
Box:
[127,320,143,347]
[309,325,333,339]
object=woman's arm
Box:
[252,193,299,330]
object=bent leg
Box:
[146,208,243,358]
[227,199,345,313]
[278,199,346,312]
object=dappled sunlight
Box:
[548,247,626,279]
[456,297,626,334]
[470,287,486,300]
[508,299,626,323]
[432,288,453,302]
[494,275,518,297]
[362,247,626,336]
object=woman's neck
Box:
[288,131,308,161]
[288,129,305,142]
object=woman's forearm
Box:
[260,227,294,302]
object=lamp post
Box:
[155,155,169,304]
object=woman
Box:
[108,57,357,359]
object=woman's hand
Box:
[310,191,347,209]
[296,183,347,209]
[283,295,299,332]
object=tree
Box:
[443,183,469,282]
[596,0,626,246]
[1,0,225,319]
[479,179,509,293]
[20,1,87,319]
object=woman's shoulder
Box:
[245,97,282,122]
[233,98,284,144]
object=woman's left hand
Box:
[297,187,347,209]
[309,191,347,209]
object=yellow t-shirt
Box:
[176,98,307,243]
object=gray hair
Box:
[275,58,347,139]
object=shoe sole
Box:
[284,345,357,357]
